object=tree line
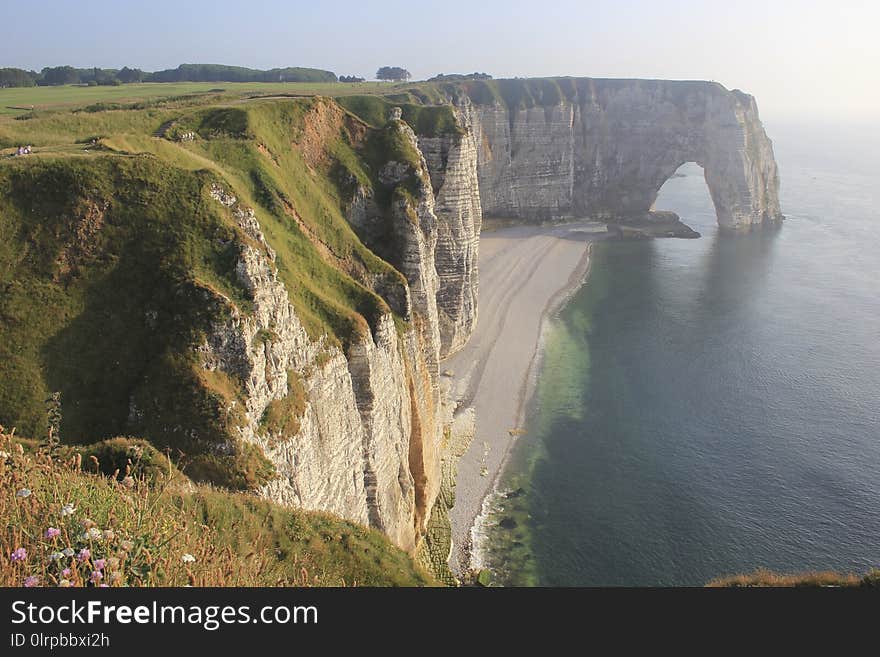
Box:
[0,64,488,88]
[427,72,492,82]
[0,64,338,88]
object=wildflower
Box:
[107,557,120,569]
[16,488,31,498]
[121,476,135,489]
[23,576,39,588]
[181,553,196,563]
[81,518,96,529]
[60,503,76,517]
[98,583,108,588]
[81,527,102,541]
[48,552,64,561]
[119,540,134,552]
[62,568,72,578]
[77,548,90,562]
[10,548,26,563]
[61,548,74,558]
[94,559,106,571]
[45,527,61,539]
[59,579,72,587]
[90,571,103,584]
[101,529,115,541]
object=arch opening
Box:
[652,162,719,236]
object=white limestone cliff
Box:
[457,79,782,231]
[418,101,483,357]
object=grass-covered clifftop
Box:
[0,429,432,586]
[0,88,463,494]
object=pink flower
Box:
[10,548,26,563]
[77,548,90,562]
[23,576,39,588]
[94,558,106,571]
[45,527,61,539]
[90,570,103,584]
[62,568,72,578]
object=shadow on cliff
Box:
[41,246,212,445]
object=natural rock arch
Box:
[461,79,783,231]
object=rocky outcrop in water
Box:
[457,79,782,231]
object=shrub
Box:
[77,437,171,482]
[184,440,276,491]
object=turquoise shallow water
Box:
[481,123,880,586]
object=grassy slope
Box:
[177,98,407,342]
[0,154,292,487]
[0,87,462,489]
[0,430,433,587]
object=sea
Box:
[479,119,880,586]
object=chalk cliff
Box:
[417,105,483,357]
[452,78,782,230]
[0,78,783,569]
[194,107,483,553]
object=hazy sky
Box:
[3,0,878,121]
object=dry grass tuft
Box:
[707,567,878,588]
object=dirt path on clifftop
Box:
[443,221,601,575]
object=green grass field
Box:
[0,81,400,116]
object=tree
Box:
[39,66,80,86]
[0,68,37,87]
[376,66,411,82]
[117,67,145,84]
[339,75,365,83]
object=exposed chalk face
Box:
[199,186,440,552]
[418,102,483,358]
[460,79,782,231]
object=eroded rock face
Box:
[461,79,782,231]
[373,118,445,537]
[418,102,483,357]
[199,185,431,550]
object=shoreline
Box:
[469,241,594,573]
[442,221,601,575]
